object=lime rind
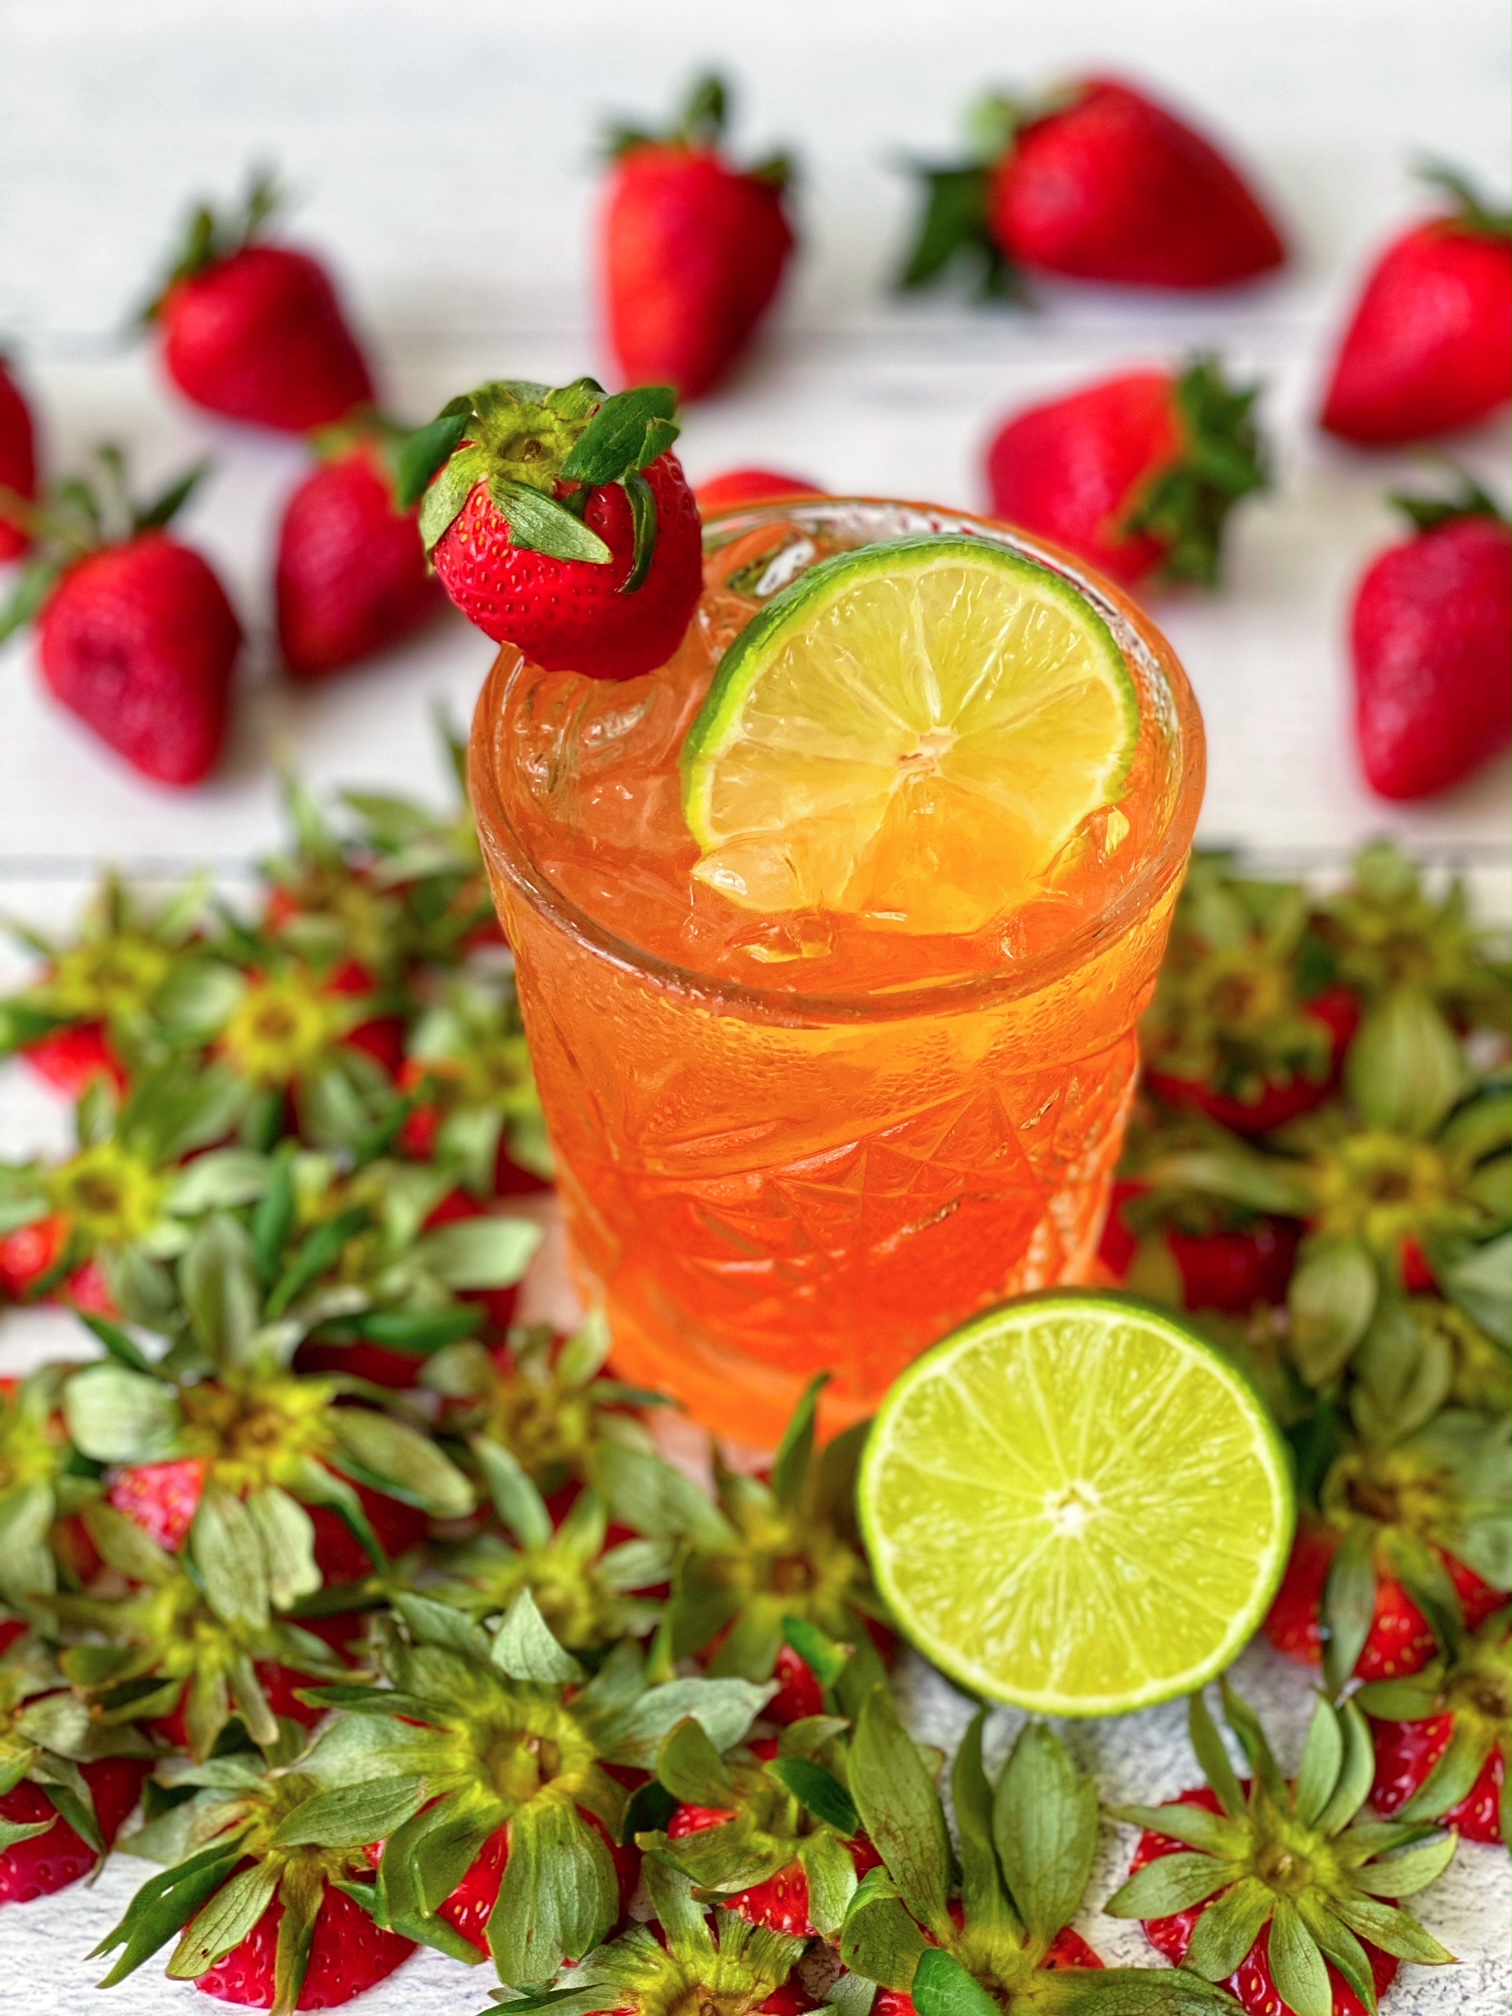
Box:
[857,1290,1296,1718]
[681,535,1140,926]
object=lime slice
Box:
[858,1292,1294,1716]
[682,535,1139,934]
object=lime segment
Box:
[858,1292,1295,1716]
[681,535,1139,935]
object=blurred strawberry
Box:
[601,76,795,400]
[275,425,442,678]
[142,169,374,433]
[986,358,1267,589]
[900,77,1284,298]
[1351,474,1512,800]
[696,469,821,511]
[402,376,702,680]
[21,1022,127,1099]
[1321,165,1511,445]
[0,451,239,786]
[0,357,39,563]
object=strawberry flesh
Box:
[0,1757,148,1905]
[0,358,38,562]
[192,1871,413,2009]
[1368,1709,1506,1843]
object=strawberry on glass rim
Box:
[1108,1682,1457,2016]
[399,376,702,680]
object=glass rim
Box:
[469,495,1206,1026]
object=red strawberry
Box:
[439,1810,639,1957]
[0,1213,68,1303]
[0,1757,148,1905]
[193,1877,412,2010]
[1350,478,1511,800]
[2,451,240,786]
[1165,1218,1302,1314]
[765,1641,826,1725]
[1127,1791,1398,2016]
[1148,983,1360,1134]
[38,531,240,785]
[900,78,1283,297]
[1360,1606,1509,1844]
[108,1456,207,1551]
[1265,1515,1502,1683]
[22,1020,127,1098]
[601,76,795,400]
[0,356,39,562]
[696,469,821,512]
[985,358,1267,589]
[1107,1686,1458,2016]
[405,376,702,681]
[275,435,442,678]
[871,1928,1102,2016]
[144,172,374,434]
[94,1771,413,2011]
[1321,166,1511,445]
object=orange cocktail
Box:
[471,499,1204,1447]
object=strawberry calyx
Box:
[1416,160,1512,241]
[93,1748,411,2016]
[1387,466,1510,536]
[0,447,211,647]
[47,1501,349,1761]
[0,1368,97,1608]
[839,1690,1214,2013]
[296,1589,772,1982]
[1107,1681,1457,2014]
[894,88,1078,301]
[639,1701,875,1938]
[0,1620,154,1877]
[605,73,793,188]
[1118,356,1268,586]
[481,1859,812,2016]
[138,164,285,322]
[1358,1603,1510,1841]
[658,1377,884,1691]
[399,376,681,591]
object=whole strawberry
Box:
[1321,165,1511,445]
[401,376,702,679]
[1108,1682,1457,2016]
[0,356,39,562]
[0,451,239,786]
[143,170,374,434]
[601,76,795,400]
[900,78,1284,298]
[276,428,442,678]
[1350,475,1511,800]
[986,358,1267,589]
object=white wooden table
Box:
[0,2,1507,2009]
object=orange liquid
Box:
[471,501,1204,1447]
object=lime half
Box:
[682,535,1139,935]
[858,1293,1294,1716]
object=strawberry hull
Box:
[192,1870,414,2009]
[1131,1788,1398,2016]
[1368,1710,1506,1842]
[0,1757,149,1905]
[439,1809,639,1956]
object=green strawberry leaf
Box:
[603,1676,770,1771]
[561,386,679,487]
[1266,1900,1331,2016]
[269,1777,429,1850]
[1187,1690,1246,1821]
[1352,1829,1459,1898]
[1345,990,1464,1137]
[993,1721,1097,1945]
[1321,1528,1378,1700]
[848,1683,954,1938]
[1288,1240,1378,1388]
[418,444,489,552]
[765,1755,858,1836]
[1295,1893,1380,2015]
[1181,1873,1274,1980]
[92,1838,250,1984]
[415,1213,541,1288]
[1291,1697,1344,1827]
[1439,1233,1511,1343]
[1329,1895,1455,1966]
[63,1362,180,1465]
[910,1949,999,2016]
[397,411,472,512]
[488,478,613,566]
[799,1827,861,1936]
[490,1798,619,1987]
[166,1859,281,1980]
[492,1589,585,1686]
[245,1485,320,1610]
[838,1865,931,1991]
[192,1486,271,1631]
[1106,1804,1248,1861]
[1103,1852,1237,1920]
[655,1716,738,1807]
[326,1409,475,1519]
